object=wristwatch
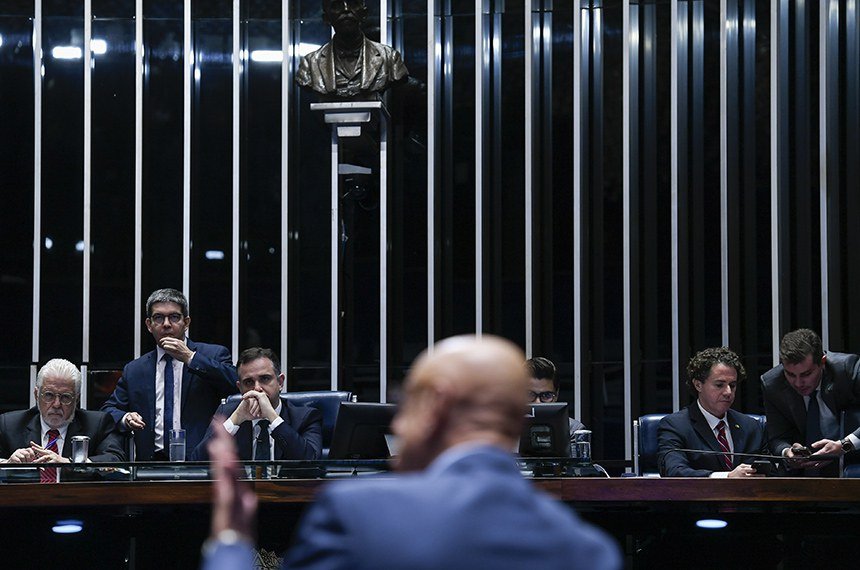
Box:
[840,437,854,453]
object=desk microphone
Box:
[667,449,841,462]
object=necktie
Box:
[806,389,823,446]
[254,420,271,461]
[163,354,175,442]
[716,421,734,471]
[40,429,60,484]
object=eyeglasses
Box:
[528,391,558,403]
[40,391,75,406]
[149,313,184,325]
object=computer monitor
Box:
[328,402,398,459]
[519,403,571,457]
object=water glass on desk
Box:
[71,435,89,463]
[169,428,186,462]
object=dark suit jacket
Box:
[761,351,860,456]
[203,445,621,570]
[295,36,408,98]
[100,339,238,461]
[0,407,125,463]
[658,404,770,477]
[190,399,323,461]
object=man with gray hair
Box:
[0,358,125,473]
[102,288,238,461]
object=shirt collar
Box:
[39,417,70,443]
[696,399,728,431]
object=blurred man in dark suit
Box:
[201,335,621,570]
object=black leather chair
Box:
[634,413,667,476]
[225,390,352,458]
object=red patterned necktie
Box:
[716,421,733,471]
[40,429,61,483]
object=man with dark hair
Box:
[190,348,322,461]
[295,0,408,99]
[101,288,238,461]
[761,328,860,474]
[201,336,621,570]
[658,347,770,477]
[0,359,125,469]
[525,357,585,451]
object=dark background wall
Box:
[1,0,858,465]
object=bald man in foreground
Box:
[201,335,621,570]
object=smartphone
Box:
[791,445,813,457]
[751,459,772,475]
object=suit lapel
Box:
[689,404,726,471]
[320,44,336,93]
[25,411,41,448]
[272,403,291,460]
[360,38,384,91]
[62,416,82,459]
[689,405,721,453]
[727,411,746,467]
[236,421,253,460]
[180,339,196,417]
[142,350,157,428]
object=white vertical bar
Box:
[82,0,92,408]
[475,0,483,336]
[622,0,632,462]
[380,118,388,403]
[719,0,730,346]
[31,0,43,406]
[232,0,240,360]
[380,0,389,46]
[134,0,143,358]
[770,0,781,365]
[282,0,290,373]
[183,0,192,303]
[819,0,830,349]
[331,134,339,391]
[670,0,680,411]
[524,0,533,357]
[572,2,582,420]
[426,0,435,351]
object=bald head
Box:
[392,335,528,472]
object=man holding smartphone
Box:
[761,328,860,476]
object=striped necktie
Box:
[716,421,733,471]
[40,429,60,483]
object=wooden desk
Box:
[3,476,860,508]
[3,477,860,568]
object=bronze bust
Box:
[296,0,409,99]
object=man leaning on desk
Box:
[101,288,238,461]
[190,347,322,461]
[0,358,125,468]
[761,328,860,476]
[658,347,770,477]
[200,335,621,570]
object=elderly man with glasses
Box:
[526,357,586,454]
[0,358,125,472]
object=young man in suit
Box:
[101,288,238,460]
[658,347,770,477]
[0,358,124,467]
[201,335,621,570]
[190,347,322,461]
[761,328,860,475]
[526,356,586,447]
